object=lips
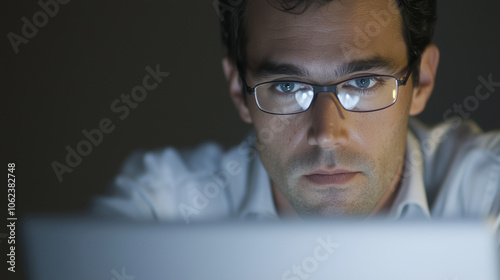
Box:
[304,169,359,186]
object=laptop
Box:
[20,215,499,280]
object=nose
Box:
[307,92,349,149]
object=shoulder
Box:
[409,118,500,217]
[122,142,227,182]
[409,117,500,162]
[90,140,253,221]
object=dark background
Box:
[2,0,500,216]
[1,1,500,274]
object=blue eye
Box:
[345,77,378,90]
[280,83,294,92]
[277,82,300,93]
[354,78,371,89]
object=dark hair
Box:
[218,0,437,86]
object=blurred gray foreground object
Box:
[21,216,499,280]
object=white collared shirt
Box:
[91,118,500,237]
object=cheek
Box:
[253,113,300,151]
[351,100,410,162]
[248,98,296,143]
[249,109,307,171]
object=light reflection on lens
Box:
[295,90,314,110]
[337,92,360,110]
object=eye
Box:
[274,82,302,93]
[346,77,377,89]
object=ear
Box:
[409,44,440,115]
[222,56,252,123]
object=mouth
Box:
[304,169,360,187]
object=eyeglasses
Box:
[243,61,417,115]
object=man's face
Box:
[241,0,417,217]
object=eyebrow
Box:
[249,56,401,81]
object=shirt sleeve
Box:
[478,131,500,251]
[89,150,163,220]
[88,143,228,221]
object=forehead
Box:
[245,0,408,82]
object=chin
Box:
[291,201,361,218]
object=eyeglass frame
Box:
[241,58,419,115]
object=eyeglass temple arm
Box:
[398,56,420,86]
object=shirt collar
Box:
[388,130,431,220]
[236,150,279,221]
